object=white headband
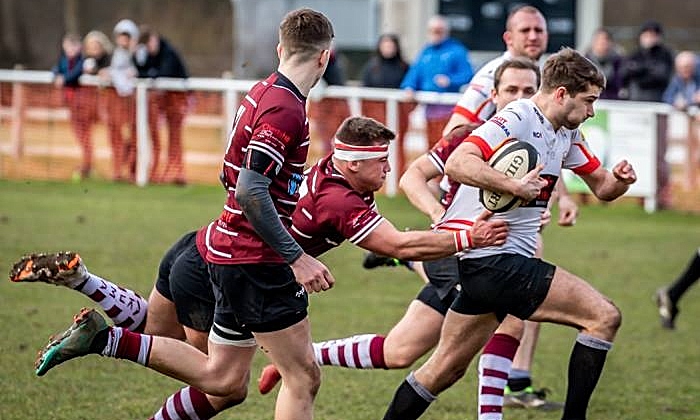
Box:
[333,138,389,161]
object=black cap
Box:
[639,20,663,35]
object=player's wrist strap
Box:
[453,230,473,252]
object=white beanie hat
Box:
[113,19,139,40]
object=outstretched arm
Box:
[357,210,507,261]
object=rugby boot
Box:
[655,287,679,329]
[503,386,563,411]
[362,252,410,270]
[9,251,87,287]
[35,307,108,376]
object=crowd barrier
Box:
[1,69,697,211]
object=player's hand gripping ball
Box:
[479,139,540,212]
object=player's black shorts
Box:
[208,263,308,334]
[416,283,460,315]
[451,253,555,321]
[155,231,215,332]
[422,256,460,300]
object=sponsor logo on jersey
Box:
[532,131,542,138]
[520,173,558,208]
[257,123,291,150]
[490,116,511,136]
[350,208,374,229]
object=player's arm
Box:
[553,177,578,226]
[578,160,637,201]
[357,211,507,261]
[443,115,481,137]
[445,141,545,203]
[399,155,446,224]
[236,168,303,263]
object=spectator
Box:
[134,25,189,185]
[360,33,413,173]
[81,30,112,77]
[401,15,473,148]
[53,31,111,181]
[585,28,624,100]
[662,51,700,112]
[307,45,350,155]
[104,19,139,182]
[361,34,409,88]
[621,20,674,102]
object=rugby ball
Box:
[479,140,540,213]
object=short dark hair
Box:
[279,8,334,62]
[540,47,606,95]
[493,57,541,90]
[335,116,395,146]
[138,25,155,44]
[505,5,545,31]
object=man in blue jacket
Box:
[401,15,473,148]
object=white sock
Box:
[313,334,386,368]
[76,272,148,331]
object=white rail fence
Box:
[1,69,696,211]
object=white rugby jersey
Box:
[435,98,601,258]
[452,52,511,124]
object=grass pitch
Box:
[0,179,699,419]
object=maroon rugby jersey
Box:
[206,72,309,264]
[290,155,385,257]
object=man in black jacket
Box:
[135,26,189,185]
[622,20,674,102]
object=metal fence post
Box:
[385,98,399,196]
[135,81,151,187]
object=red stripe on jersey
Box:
[434,219,475,232]
[570,144,601,175]
[321,348,331,365]
[466,135,494,160]
[452,105,484,123]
